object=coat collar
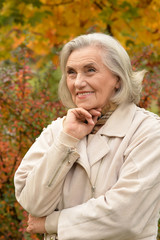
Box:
[77,102,136,168]
[98,102,136,137]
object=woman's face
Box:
[66,46,120,110]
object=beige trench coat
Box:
[14,102,160,240]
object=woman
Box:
[14,33,160,240]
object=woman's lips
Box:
[77,91,94,96]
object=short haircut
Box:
[58,33,146,108]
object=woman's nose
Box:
[74,73,86,88]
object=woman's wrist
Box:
[58,130,80,148]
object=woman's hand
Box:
[26,214,46,234]
[63,108,101,139]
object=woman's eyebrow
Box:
[66,66,75,70]
[66,62,97,70]
[84,62,97,68]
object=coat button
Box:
[50,236,56,240]
[68,148,72,153]
[68,147,75,154]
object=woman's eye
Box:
[88,68,96,73]
[67,69,76,75]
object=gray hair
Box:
[58,33,146,108]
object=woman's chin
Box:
[76,103,100,111]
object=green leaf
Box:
[126,39,135,46]
[19,0,42,8]
[0,0,5,9]
[28,11,51,26]
[120,1,139,21]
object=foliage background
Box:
[0,0,160,239]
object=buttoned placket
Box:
[67,147,76,164]
[86,133,110,198]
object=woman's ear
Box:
[115,76,121,91]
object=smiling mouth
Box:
[77,91,94,96]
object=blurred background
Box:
[0,0,159,239]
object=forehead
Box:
[66,46,103,67]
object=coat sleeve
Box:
[57,118,160,240]
[14,120,80,217]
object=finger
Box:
[74,108,92,117]
[72,108,93,122]
[76,108,99,125]
[89,109,101,117]
[27,217,31,225]
[92,115,99,125]
[90,107,102,112]
[28,214,32,221]
[26,226,33,233]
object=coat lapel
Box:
[99,102,136,137]
[76,103,136,171]
[87,134,110,167]
[87,102,136,167]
